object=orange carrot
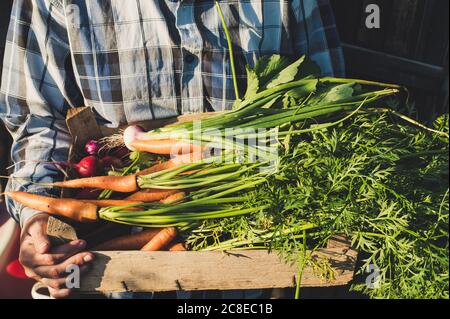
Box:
[93,228,162,250]
[5,192,98,222]
[140,227,177,251]
[135,152,204,176]
[160,192,186,204]
[51,175,138,192]
[168,242,187,251]
[49,152,203,192]
[125,189,178,201]
[130,139,203,155]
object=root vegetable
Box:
[140,227,177,251]
[5,191,98,222]
[168,242,187,251]
[51,175,138,193]
[160,192,186,204]
[92,228,162,250]
[125,189,178,202]
[130,139,203,155]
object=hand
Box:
[19,213,94,298]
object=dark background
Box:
[0,0,448,298]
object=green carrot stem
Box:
[215,1,240,101]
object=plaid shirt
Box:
[0,0,344,225]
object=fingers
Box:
[43,264,91,299]
[26,214,50,254]
[48,287,71,299]
[36,240,88,267]
[41,264,90,291]
[34,251,94,279]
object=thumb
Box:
[27,215,51,254]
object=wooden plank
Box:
[330,0,364,43]
[383,0,422,58]
[79,246,357,293]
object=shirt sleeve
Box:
[0,0,83,226]
[290,0,345,77]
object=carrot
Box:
[5,192,98,222]
[160,192,186,204]
[51,175,138,192]
[48,152,203,193]
[93,228,162,251]
[125,189,178,201]
[168,242,187,251]
[135,152,204,176]
[130,139,203,155]
[140,227,177,251]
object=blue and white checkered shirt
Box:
[0,0,344,225]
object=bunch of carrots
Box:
[4,136,203,251]
[3,54,403,251]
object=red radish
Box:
[85,140,101,155]
[6,259,29,279]
[100,156,123,169]
[74,156,102,177]
[50,156,101,177]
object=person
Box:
[0,0,344,298]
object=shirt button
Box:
[184,53,195,64]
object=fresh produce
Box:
[141,227,177,251]
[4,192,98,222]
[168,242,187,251]
[50,175,139,193]
[122,125,146,151]
[92,228,162,251]
[125,189,178,202]
[45,152,205,192]
[160,192,186,204]
[5,52,448,299]
[42,155,101,177]
[85,139,101,155]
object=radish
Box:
[85,140,101,155]
[49,156,102,177]
[123,125,146,151]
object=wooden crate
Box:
[47,107,358,294]
[48,216,357,294]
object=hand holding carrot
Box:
[19,213,95,298]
